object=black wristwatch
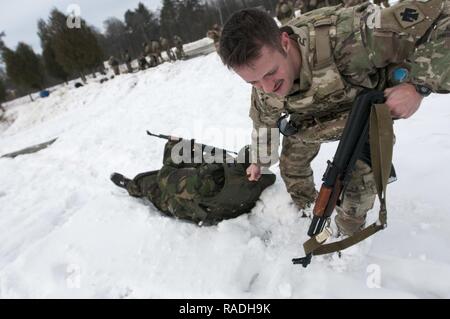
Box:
[414,84,432,97]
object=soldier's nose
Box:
[262,79,276,93]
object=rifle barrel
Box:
[146,130,238,155]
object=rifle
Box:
[292,90,394,268]
[146,130,238,156]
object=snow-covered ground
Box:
[1,51,449,298]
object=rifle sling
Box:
[303,103,393,256]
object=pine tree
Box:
[48,9,104,83]
[1,42,45,101]
[136,2,160,40]
[0,78,6,116]
[125,2,160,45]
[160,0,178,38]
[103,17,129,58]
[37,19,70,84]
[42,42,70,83]
[0,31,5,49]
[0,77,6,105]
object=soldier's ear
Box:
[280,32,290,53]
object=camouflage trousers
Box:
[112,66,120,76]
[166,49,176,61]
[125,62,133,73]
[175,46,185,59]
[279,136,377,236]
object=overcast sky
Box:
[0,0,163,54]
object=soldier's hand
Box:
[384,83,423,119]
[246,163,262,181]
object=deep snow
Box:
[1,51,449,298]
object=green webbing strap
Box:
[303,103,393,256]
[370,103,393,214]
[308,222,385,255]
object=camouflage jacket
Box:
[151,40,161,53]
[207,30,221,43]
[173,36,183,47]
[251,0,450,166]
[160,37,170,50]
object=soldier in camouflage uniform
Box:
[207,24,222,52]
[144,41,157,67]
[151,39,164,64]
[342,0,369,7]
[296,0,342,13]
[123,50,133,73]
[138,54,149,70]
[219,0,449,236]
[110,140,276,225]
[143,41,149,56]
[173,35,186,59]
[160,37,176,61]
[276,0,296,25]
[295,0,366,14]
[0,105,5,121]
[373,0,390,8]
[108,56,120,76]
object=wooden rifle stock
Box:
[312,185,333,217]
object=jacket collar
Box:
[284,25,312,96]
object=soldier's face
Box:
[233,35,299,97]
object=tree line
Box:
[0,0,281,102]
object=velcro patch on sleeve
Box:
[394,5,425,29]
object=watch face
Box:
[416,84,432,96]
[392,68,409,84]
